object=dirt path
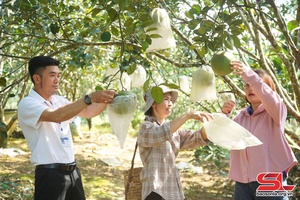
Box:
[0,131,234,200]
[68,132,234,199]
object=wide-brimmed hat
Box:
[144,85,178,113]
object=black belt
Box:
[36,162,76,172]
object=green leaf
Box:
[188,19,200,30]
[143,79,151,92]
[115,0,131,10]
[224,35,234,50]
[0,77,6,87]
[195,26,206,35]
[287,20,299,31]
[151,86,164,104]
[107,8,118,22]
[101,32,111,42]
[50,22,59,34]
[145,35,152,45]
[202,19,215,29]
[111,26,119,36]
[92,8,102,17]
[124,17,134,27]
[120,60,129,71]
[231,35,241,48]
[83,17,92,23]
[198,46,208,57]
[0,122,7,128]
[185,11,194,19]
[127,65,136,75]
[142,41,149,51]
[145,27,157,33]
[189,4,202,16]
[149,33,162,39]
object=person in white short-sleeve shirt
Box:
[18,56,117,200]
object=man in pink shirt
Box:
[222,61,297,200]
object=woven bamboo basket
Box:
[124,141,142,200]
[124,167,143,200]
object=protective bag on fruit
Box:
[203,113,263,150]
[190,66,217,102]
[145,8,176,52]
[107,91,137,148]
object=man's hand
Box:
[90,90,118,104]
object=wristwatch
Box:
[84,95,92,105]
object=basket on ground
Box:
[124,167,143,200]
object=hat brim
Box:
[144,86,178,113]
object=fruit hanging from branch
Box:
[145,8,176,52]
[107,91,137,148]
[211,51,235,76]
[129,65,147,88]
[190,66,217,102]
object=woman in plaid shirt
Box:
[138,86,213,200]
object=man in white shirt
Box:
[18,56,117,200]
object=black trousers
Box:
[34,167,85,200]
[145,192,165,200]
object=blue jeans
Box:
[234,180,289,200]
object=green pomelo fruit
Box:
[211,51,235,76]
[110,91,137,115]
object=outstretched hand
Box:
[222,100,236,114]
[231,60,250,76]
[187,111,213,123]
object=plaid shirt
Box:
[138,116,207,200]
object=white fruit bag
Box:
[118,73,131,91]
[145,8,176,52]
[220,92,235,103]
[129,65,147,88]
[179,75,190,93]
[107,91,137,148]
[190,66,217,102]
[203,113,263,150]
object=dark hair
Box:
[28,56,59,83]
[145,107,153,116]
[254,69,276,92]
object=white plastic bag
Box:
[203,113,263,150]
[107,91,137,148]
[129,65,147,88]
[145,8,176,52]
[179,75,190,93]
[190,66,217,102]
[118,72,131,91]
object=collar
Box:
[243,104,265,116]
[145,115,161,125]
[247,106,253,115]
[29,90,58,105]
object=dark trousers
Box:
[234,181,288,200]
[145,192,165,200]
[34,167,85,200]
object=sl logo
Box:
[257,172,295,192]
